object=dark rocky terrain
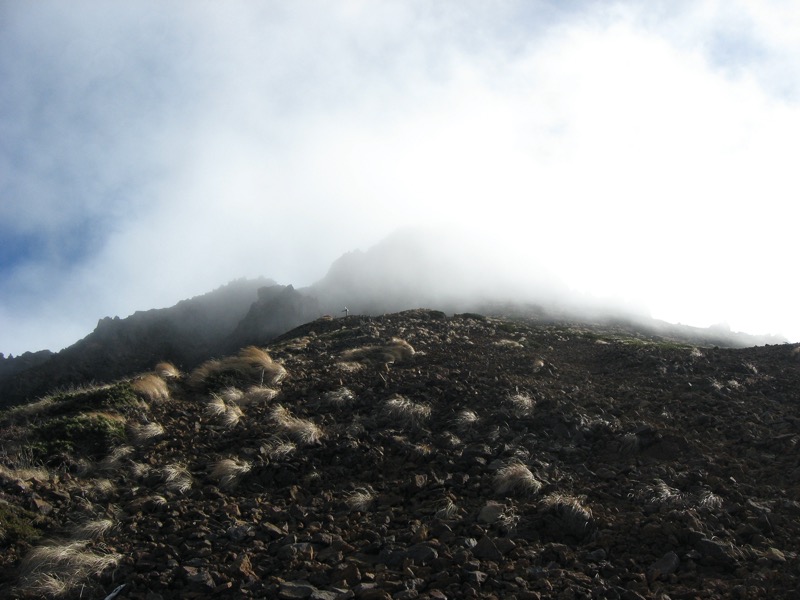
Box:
[1,309,798,599]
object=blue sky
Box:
[2,0,799,355]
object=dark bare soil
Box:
[1,310,799,599]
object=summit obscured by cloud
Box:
[2,1,799,355]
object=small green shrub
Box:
[30,414,125,463]
[0,501,43,543]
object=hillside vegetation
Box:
[1,310,798,599]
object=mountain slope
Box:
[0,278,275,408]
[1,310,798,598]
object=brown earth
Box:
[1,309,799,599]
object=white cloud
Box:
[1,1,799,355]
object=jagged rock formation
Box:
[225,285,321,354]
[1,310,798,598]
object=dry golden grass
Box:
[187,359,223,388]
[206,394,227,417]
[16,538,120,598]
[341,338,415,366]
[435,498,459,520]
[323,387,356,406]
[188,347,288,388]
[454,409,480,431]
[493,339,523,348]
[494,461,542,496]
[505,392,535,417]
[219,387,244,405]
[154,361,181,379]
[96,445,134,472]
[261,436,296,459]
[239,385,279,406]
[541,493,594,537]
[127,421,165,445]
[345,487,375,512]
[209,457,252,490]
[132,373,169,402]
[334,361,365,373]
[205,394,244,428]
[70,519,114,541]
[0,446,50,478]
[161,463,192,494]
[129,461,152,479]
[382,395,431,428]
[270,405,323,444]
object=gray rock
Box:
[405,543,438,565]
[478,501,505,524]
[696,538,736,565]
[186,570,215,590]
[464,570,488,585]
[647,551,680,582]
[279,581,317,600]
[473,536,503,561]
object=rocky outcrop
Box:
[225,285,321,352]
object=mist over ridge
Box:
[0,228,787,409]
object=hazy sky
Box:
[2,0,799,355]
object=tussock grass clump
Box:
[636,479,685,507]
[382,395,431,428]
[493,339,523,348]
[210,458,252,490]
[494,461,542,496]
[206,395,244,429]
[260,436,296,459]
[341,338,415,366]
[345,488,375,512]
[698,489,723,510]
[323,387,356,406]
[0,465,50,481]
[335,361,364,373]
[155,361,181,379]
[220,404,243,429]
[217,385,280,408]
[454,409,480,431]
[541,493,594,538]
[70,519,114,541]
[161,463,192,494]
[89,479,116,498]
[189,347,288,389]
[97,445,134,472]
[270,405,323,444]
[219,386,244,405]
[435,498,459,520]
[0,449,50,482]
[229,346,288,385]
[505,392,535,418]
[240,385,280,406]
[16,540,120,598]
[127,422,165,446]
[132,374,169,402]
[129,461,152,479]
